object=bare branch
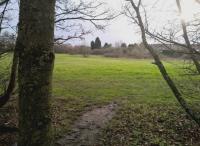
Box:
[176,0,200,73]
[0,0,9,33]
[0,0,9,6]
[125,0,200,126]
[54,0,118,42]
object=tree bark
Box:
[129,0,200,126]
[17,0,56,145]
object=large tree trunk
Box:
[17,0,56,145]
[129,0,200,126]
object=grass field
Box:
[53,54,176,102]
[52,54,200,145]
[1,54,200,145]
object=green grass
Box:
[53,54,200,103]
[52,54,200,145]
[52,54,173,134]
[53,55,177,103]
[0,54,13,92]
[1,54,200,145]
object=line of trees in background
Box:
[90,36,140,50]
[54,40,194,59]
[90,37,113,49]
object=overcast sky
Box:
[2,0,200,46]
[74,0,200,46]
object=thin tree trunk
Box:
[0,43,18,108]
[129,0,200,126]
[17,0,56,145]
[176,0,200,74]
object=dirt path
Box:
[56,103,118,146]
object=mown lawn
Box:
[53,54,177,103]
[1,54,200,145]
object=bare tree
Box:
[176,0,200,73]
[0,0,9,6]
[0,0,9,33]
[124,0,200,75]
[55,0,116,43]
[129,3,200,74]
[1,0,116,43]
[140,1,200,74]
[125,0,200,126]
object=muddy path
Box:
[56,103,118,146]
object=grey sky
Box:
[2,0,200,46]
[76,0,200,46]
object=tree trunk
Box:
[0,44,18,108]
[176,0,200,74]
[17,0,56,145]
[129,0,200,126]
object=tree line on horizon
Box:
[90,37,138,49]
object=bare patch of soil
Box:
[56,102,118,146]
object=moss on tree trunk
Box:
[17,0,55,145]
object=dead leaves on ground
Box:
[100,103,200,146]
